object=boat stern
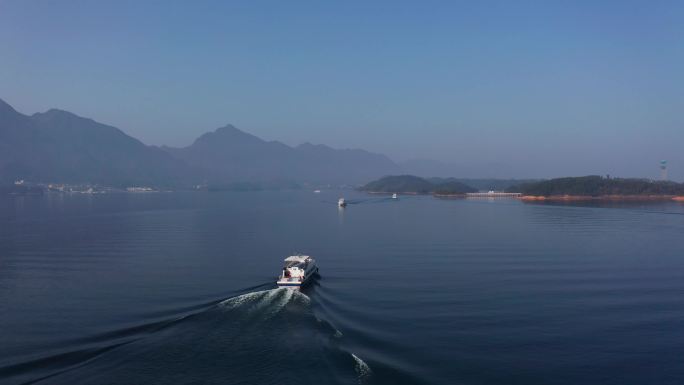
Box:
[276,277,303,289]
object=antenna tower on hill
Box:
[660,160,668,181]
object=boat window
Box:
[284,261,308,268]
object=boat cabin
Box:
[277,254,318,288]
[281,255,312,280]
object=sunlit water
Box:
[1,191,684,384]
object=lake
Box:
[1,191,684,385]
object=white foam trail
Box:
[292,289,311,304]
[351,353,372,382]
[219,289,270,309]
[218,288,311,318]
[259,288,281,308]
[262,288,294,318]
[264,288,312,318]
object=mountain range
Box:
[0,98,401,187]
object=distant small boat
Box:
[392,193,398,199]
[313,190,321,193]
[277,254,318,289]
[338,198,347,207]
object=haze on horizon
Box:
[1,1,683,180]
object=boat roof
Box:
[284,255,311,263]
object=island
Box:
[361,175,684,202]
[506,176,684,201]
[360,175,477,196]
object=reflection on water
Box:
[1,191,684,385]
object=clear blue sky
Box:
[1,1,683,179]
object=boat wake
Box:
[1,286,374,385]
[352,353,373,381]
[219,288,310,319]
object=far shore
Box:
[520,195,684,202]
[364,191,684,202]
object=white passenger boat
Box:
[277,255,318,289]
[392,193,398,199]
[338,198,347,207]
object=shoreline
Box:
[364,191,684,202]
[520,195,684,202]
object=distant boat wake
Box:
[325,197,398,205]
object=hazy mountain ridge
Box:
[0,98,401,186]
[161,123,401,184]
[0,100,195,186]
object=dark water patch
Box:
[0,342,133,385]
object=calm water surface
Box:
[1,191,684,384]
